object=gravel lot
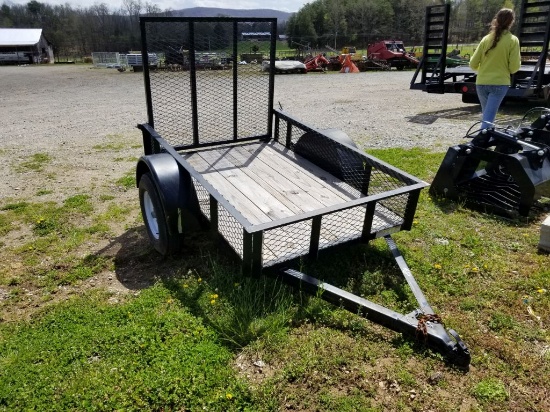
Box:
[0,64,485,203]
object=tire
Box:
[139,173,182,256]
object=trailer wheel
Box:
[139,173,182,256]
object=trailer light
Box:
[461,86,469,93]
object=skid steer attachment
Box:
[430,109,550,217]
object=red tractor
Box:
[366,40,419,70]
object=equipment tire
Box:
[139,173,182,256]
[462,93,479,104]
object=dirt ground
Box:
[0,64,485,203]
[0,64,515,308]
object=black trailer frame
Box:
[411,1,550,104]
[136,16,471,367]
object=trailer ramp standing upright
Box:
[136,17,470,367]
[411,0,550,104]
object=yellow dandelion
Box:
[434,263,442,270]
[537,288,547,294]
[210,293,219,299]
[226,393,233,400]
[198,277,202,283]
[471,267,480,273]
[413,219,419,225]
[183,284,189,288]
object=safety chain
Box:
[416,313,443,341]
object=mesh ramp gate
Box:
[140,17,276,149]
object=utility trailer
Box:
[411,1,550,104]
[136,17,471,367]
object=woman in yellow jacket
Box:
[469,8,521,129]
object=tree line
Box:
[0,0,171,60]
[0,0,522,60]
[287,0,520,50]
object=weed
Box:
[15,152,52,172]
[488,312,516,332]
[116,171,136,189]
[472,378,509,403]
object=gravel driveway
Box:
[0,64,485,203]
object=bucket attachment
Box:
[430,109,550,217]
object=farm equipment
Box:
[136,16,470,367]
[303,53,330,72]
[365,40,419,70]
[339,53,360,73]
[262,59,307,73]
[411,1,550,104]
[127,52,158,72]
[430,108,550,217]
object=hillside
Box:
[172,7,292,22]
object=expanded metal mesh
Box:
[263,219,312,267]
[191,177,211,219]
[217,202,244,258]
[141,18,274,148]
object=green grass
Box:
[15,152,52,172]
[0,286,252,411]
[1,147,549,411]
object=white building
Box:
[0,28,54,64]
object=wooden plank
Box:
[243,141,363,201]
[247,142,355,204]
[224,144,328,212]
[183,152,271,225]
[185,147,298,222]
[197,149,298,221]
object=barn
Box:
[0,28,54,64]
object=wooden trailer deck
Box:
[183,141,403,243]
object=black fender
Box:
[294,128,368,193]
[136,153,189,237]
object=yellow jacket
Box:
[469,30,521,85]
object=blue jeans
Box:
[476,85,509,129]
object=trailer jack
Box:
[276,235,471,368]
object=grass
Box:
[1,147,549,411]
[14,152,52,173]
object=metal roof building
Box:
[0,28,54,64]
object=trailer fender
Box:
[319,128,357,149]
[295,129,366,192]
[136,153,198,255]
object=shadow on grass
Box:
[429,192,545,227]
[94,224,432,352]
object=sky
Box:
[4,0,309,13]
